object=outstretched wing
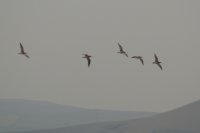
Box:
[154,53,159,62]
[87,58,91,67]
[117,43,123,51]
[24,54,30,58]
[132,56,137,58]
[19,42,24,53]
[157,63,162,70]
[139,58,144,65]
[124,52,128,57]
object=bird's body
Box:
[153,53,162,70]
[132,56,144,65]
[18,42,29,58]
[117,43,128,57]
[82,54,92,67]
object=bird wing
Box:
[20,42,25,53]
[154,53,159,62]
[140,58,144,65]
[25,54,30,58]
[157,63,162,70]
[117,43,123,51]
[87,58,91,67]
[124,52,128,57]
[132,56,137,58]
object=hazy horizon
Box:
[0,0,200,112]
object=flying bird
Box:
[18,42,29,58]
[117,43,128,57]
[82,54,92,67]
[153,53,162,70]
[132,56,144,65]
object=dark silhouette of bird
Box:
[82,54,92,67]
[18,42,29,58]
[117,43,128,57]
[153,53,162,70]
[132,56,144,65]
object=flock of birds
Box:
[18,42,163,70]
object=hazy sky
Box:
[0,0,200,112]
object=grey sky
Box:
[0,0,200,112]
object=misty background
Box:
[0,0,200,112]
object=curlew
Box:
[18,42,29,58]
[82,54,92,67]
[153,53,162,70]
[117,43,128,57]
[132,56,144,65]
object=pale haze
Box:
[0,0,200,112]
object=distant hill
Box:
[0,99,156,132]
[15,99,200,133]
